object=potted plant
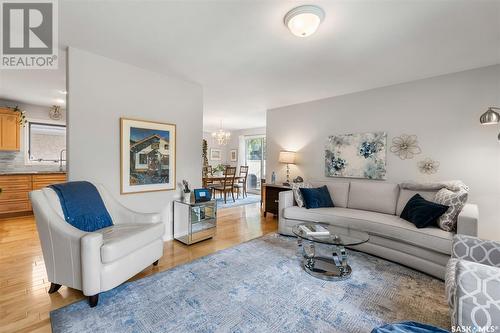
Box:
[213,164,225,177]
[202,139,208,167]
[9,105,27,126]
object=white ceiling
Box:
[1,0,499,131]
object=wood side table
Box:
[262,184,291,217]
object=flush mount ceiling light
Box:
[284,5,325,38]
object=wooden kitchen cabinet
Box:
[32,173,67,190]
[0,108,20,151]
[0,173,66,217]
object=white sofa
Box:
[278,181,479,279]
[30,184,165,307]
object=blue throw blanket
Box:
[371,322,449,333]
[49,181,113,232]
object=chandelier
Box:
[211,121,231,145]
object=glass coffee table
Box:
[292,222,369,281]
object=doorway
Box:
[244,135,266,193]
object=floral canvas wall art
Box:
[325,132,387,180]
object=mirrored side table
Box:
[173,200,217,245]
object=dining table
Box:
[202,175,244,183]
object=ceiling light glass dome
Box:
[284,5,325,38]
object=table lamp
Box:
[279,150,296,186]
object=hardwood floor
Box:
[0,203,277,333]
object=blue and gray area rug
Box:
[51,234,449,333]
[216,193,260,209]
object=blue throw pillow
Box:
[49,181,113,232]
[299,186,334,209]
[400,194,449,229]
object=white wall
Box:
[67,47,203,240]
[267,65,500,240]
[0,98,66,172]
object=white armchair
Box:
[30,184,165,307]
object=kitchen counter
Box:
[0,170,66,175]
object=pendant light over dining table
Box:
[211,120,231,146]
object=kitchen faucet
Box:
[59,149,66,171]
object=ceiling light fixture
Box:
[284,5,325,38]
[479,107,500,125]
[211,121,231,146]
[478,106,500,141]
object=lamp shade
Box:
[279,151,296,164]
[479,107,500,125]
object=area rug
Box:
[216,193,260,209]
[50,234,450,333]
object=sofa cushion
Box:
[434,188,468,232]
[347,182,399,215]
[310,181,350,208]
[400,194,449,229]
[283,206,453,255]
[299,186,334,209]
[396,189,438,216]
[98,223,164,264]
[290,182,312,207]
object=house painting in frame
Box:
[325,132,387,180]
[121,118,176,194]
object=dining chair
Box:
[234,166,249,198]
[203,165,218,197]
[213,166,237,204]
[202,166,212,187]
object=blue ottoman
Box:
[371,321,449,333]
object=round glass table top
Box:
[292,222,370,246]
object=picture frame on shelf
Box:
[120,118,176,194]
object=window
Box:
[244,135,266,191]
[139,153,147,164]
[28,122,66,163]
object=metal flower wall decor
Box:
[418,157,440,174]
[390,134,421,160]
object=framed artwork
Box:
[120,118,176,194]
[229,149,238,162]
[325,132,387,180]
[210,148,221,161]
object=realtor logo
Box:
[1,0,58,69]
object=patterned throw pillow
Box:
[290,182,312,207]
[434,188,468,232]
